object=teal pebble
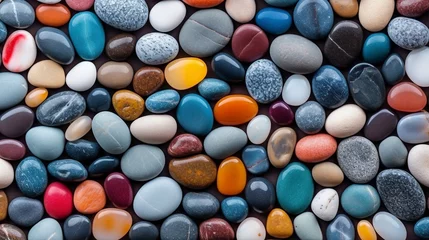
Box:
[198,78,231,101]
[415,217,429,239]
[256,7,292,35]
[265,0,298,7]
[15,157,48,197]
[242,145,269,175]
[48,159,88,182]
[65,139,100,161]
[221,197,248,223]
[87,88,111,113]
[363,33,391,64]
[177,94,213,136]
[0,21,7,43]
[145,89,180,113]
[0,72,28,110]
[341,184,380,218]
[25,126,65,161]
[88,156,119,177]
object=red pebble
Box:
[232,24,269,62]
[168,134,203,157]
[44,182,73,219]
[104,172,133,209]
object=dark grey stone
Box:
[35,27,75,65]
[382,53,405,85]
[388,17,429,50]
[245,177,276,213]
[0,0,34,29]
[94,0,148,31]
[295,101,326,134]
[129,221,158,240]
[65,139,100,161]
[8,197,43,227]
[379,136,408,168]
[326,214,355,240]
[182,192,219,219]
[136,33,179,65]
[64,215,91,240]
[160,214,198,240]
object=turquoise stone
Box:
[177,94,213,136]
[69,11,105,60]
[341,184,380,218]
[221,197,248,223]
[88,156,119,177]
[92,111,131,154]
[265,0,298,7]
[242,145,269,175]
[327,214,355,240]
[397,112,429,144]
[198,78,231,101]
[276,162,314,215]
[48,159,88,182]
[363,33,391,64]
[145,89,180,114]
[415,217,429,239]
[25,126,65,161]
[15,157,48,197]
[256,7,292,35]
[65,139,100,161]
[0,72,27,110]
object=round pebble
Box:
[312,162,344,187]
[64,215,92,240]
[149,0,186,32]
[160,214,198,240]
[94,0,148,31]
[66,61,97,92]
[121,144,165,181]
[311,188,339,221]
[341,184,381,218]
[182,192,219,219]
[130,115,177,144]
[8,197,43,227]
[16,156,48,197]
[325,104,366,138]
[136,33,179,65]
[129,221,159,240]
[282,74,311,106]
[245,177,276,213]
[221,197,248,223]
[236,217,266,240]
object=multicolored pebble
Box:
[92,208,132,240]
[36,27,75,65]
[169,154,217,189]
[2,30,37,72]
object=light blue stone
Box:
[246,59,283,104]
[182,192,219,220]
[221,197,248,223]
[92,111,131,154]
[397,112,429,144]
[15,157,48,197]
[65,139,100,161]
[256,7,292,35]
[242,145,269,175]
[198,78,231,101]
[0,21,7,43]
[28,218,63,240]
[415,217,429,239]
[294,212,323,240]
[203,126,247,159]
[363,33,391,64]
[145,89,180,113]
[0,0,35,29]
[341,184,380,218]
[25,126,65,161]
[327,214,355,240]
[293,0,334,40]
[265,0,298,7]
[177,94,213,136]
[121,144,165,181]
[0,72,27,110]
[69,11,105,60]
[48,159,88,182]
[312,65,349,109]
[88,156,119,177]
[276,162,314,215]
[94,0,148,31]
[8,197,44,227]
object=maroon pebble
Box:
[397,0,429,17]
[168,134,203,158]
[0,139,26,161]
[104,172,133,209]
[269,100,294,126]
[65,0,94,11]
[231,24,269,62]
[199,218,235,240]
[0,105,34,138]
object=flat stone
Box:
[2,30,36,72]
[232,24,269,62]
[236,217,266,240]
[0,224,25,240]
[245,59,283,103]
[397,0,429,17]
[359,0,394,32]
[221,197,248,223]
[198,78,230,101]
[267,127,296,168]
[25,126,65,161]
[293,0,334,39]
[0,105,34,138]
[0,72,27,110]
[256,7,292,35]
[130,115,177,144]
[182,192,219,219]
[226,0,255,23]
[28,60,65,89]
[311,188,339,221]
[282,74,311,106]
[217,157,247,195]
[48,159,88,182]
[65,116,92,141]
[44,182,73,219]
[94,0,148,31]
[405,47,429,87]
[330,0,358,17]
[214,94,258,125]
[267,208,293,239]
[121,144,165,181]
[295,101,325,134]
[269,100,294,126]
[112,90,144,121]
[245,177,275,213]
[0,191,7,221]
[160,214,198,240]
[415,217,429,239]
[168,134,203,158]
[97,61,134,89]
[294,212,323,240]
[133,66,164,96]
[388,17,429,50]
[327,214,355,240]
[88,156,119,177]
[379,136,408,168]
[104,172,133,209]
[364,109,398,142]
[28,218,62,240]
[408,145,429,187]
[373,212,407,240]
[242,145,269,175]
[66,0,94,11]
[36,27,75,65]
[149,0,186,32]
[312,65,349,108]
[136,33,178,65]
[16,156,48,197]
[325,104,366,138]
[129,222,159,240]
[296,134,337,163]
[66,61,97,92]
[0,139,25,161]
[74,180,106,214]
[341,184,380,218]
[165,58,207,90]
[382,53,405,85]
[8,197,43,227]
[0,0,35,29]
[86,88,111,113]
[397,112,429,144]
[312,162,344,187]
[388,82,427,112]
[363,33,391,64]
[145,89,180,114]
[64,215,92,240]
[36,4,70,27]
[66,139,100,161]
[204,127,247,159]
[105,33,136,61]
[211,52,245,82]
[92,208,132,240]
[0,159,14,189]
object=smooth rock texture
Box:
[28,60,65,89]
[214,95,258,125]
[2,30,36,72]
[379,136,408,168]
[293,0,334,39]
[397,112,429,144]
[294,212,323,240]
[105,33,136,61]
[64,215,92,240]
[311,188,339,221]
[133,67,164,96]
[25,88,48,108]
[211,52,245,82]
[357,220,377,240]
[388,17,429,50]
[0,139,26,161]
[165,58,207,90]
[267,127,296,168]
[245,177,275,213]
[92,208,132,240]
[0,224,26,240]
[415,217,429,239]
[182,192,219,219]
[88,156,119,177]
[66,61,97,92]
[312,162,344,187]
[44,182,73,219]
[236,217,266,240]
[232,24,269,62]
[282,74,311,106]
[373,212,407,240]
[8,197,43,227]
[0,105,34,138]
[28,218,62,240]
[97,61,133,89]
[0,22,6,43]
[312,65,349,108]
[226,0,256,23]
[295,101,325,134]
[94,0,148,31]
[327,214,355,240]
[36,27,75,65]
[198,78,230,101]
[200,218,234,240]
[129,222,158,240]
[86,88,111,112]
[36,4,70,27]
[359,0,394,32]
[0,73,27,110]
[177,94,213,136]
[183,0,224,8]
[131,115,176,144]
[397,0,429,17]
[66,139,99,161]
[408,145,429,187]
[168,134,203,157]
[65,116,92,141]
[242,145,269,175]
[246,115,271,145]
[145,89,180,113]
[295,134,337,163]
[341,184,380,218]
[16,156,48,197]
[382,53,405,85]
[217,157,247,195]
[330,0,358,18]
[0,0,35,29]
[256,7,292,35]
[0,159,14,189]
[245,59,283,103]
[74,180,106,214]
[48,159,88,182]
[362,33,391,64]
[92,111,131,154]
[25,126,65,161]
[221,197,248,223]
[364,109,398,142]
[112,90,145,121]
[160,214,198,240]
[149,0,186,32]
[204,127,247,159]
[121,144,165,181]
[169,154,217,189]
[104,172,133,209]
[388,82,427,112]
[325,104,366,138]
[66,0,94,11]
[266,208,293,238]
[136,33,179,65]
[405,46,429,87]
[265,0,298,6]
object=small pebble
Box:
[44,182,73,219]
[133,66,164,96]
[86,88,111,113]
[362,33,391,64]
[105,33,136,61]
[66,139,99,161]
[388,17,429,50]
[256,7,292,35]
[0,224,26,240]
[266,208,293,238]
[415,217,429,239]
[0,159,14,189]
[2,30,37,72]
[0,72,28,110]
[364,109,398,142]
[25,126,65,161]
[405,46,429,87]
[245,177,276,213]
[160,214,198,240]
[182,192,219,219]
[242,145,269,175]
[408,144,429,187]
[92,208,132,240]
[104,172,133,209]
[165,58,207,90]
[204,127,247,159]
[168,134,203,158]
[379,136,408,168]
[341,184,380,218]
[330,0,358,18]
[28,60,65,89]
[246,115,271,145]
[0,105,34,138]
[397,112,429,144]
[293,0,334,39]
[0,0,35,29]
[294,212,323,240]
[267,127,296,168]
[327,214,355,240]
[232,24,269,63]
[198,78,231,101]
[0,139,25,161]
[397,0,429,17]
[225,0,256,23]
[357,220,377,240]
[66,61,97,92]
[97,61,134,89]
[16,156,48,197]
[388,82,427,112]
[64,214,92,240]
[136,33,179,65]
[373,212,407,240]
[312,162,344,187]
[221,197,248,223]
[145,89,180,113]
[149,0,186,32]
[282,74,311,106]
[48,159,88,182]
[325,104,366,138]
[359,0,394,32]
[121,144,165,181]
[311,188,339,221]
[130,115,177,144]
[8,197,43,227]
[269,100,294,126]
[199,218,234,240]
[312,65,349,109]
[88,156,119,177]
[36,3,71,27]
[112,90,144,121]
[66,0,94,11]
[74,180,106,214]
[36,27,75,65]
[94,0,148,31]
[217,157,247,195]
[295,133,337,163]
[211,52,245,82]
[65,116,92,142]
[214,94,258,126]
[295,101,325,134]
[382,53,405,85]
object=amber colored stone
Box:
[266,208,293,239]
[217,157,246,195]
[295,134,337,163]
[93,208,132,240]
[0,224,25,240]
[267,127,297,168]
[169,154,217,189]
[183,0,224,8]
[0,191,7,221]
[387,82,427,112]
[165,57,207,90]
[25,88,48,108]
[330,0,359,18]
[168,134,203,157]
[133,67,164,96]
[74,180,106,214]
[36,4,71,27]
[112,90,144,121]
[199,218,235,240]
[357,220,377,240]
[214,94,258,126]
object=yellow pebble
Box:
[25,88,48,108]
[165,57,207,90]
[266,208,293,238]
[357,220,377,240]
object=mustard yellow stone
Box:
[165,57,207,90]
[112,90,145,121]
[92,208,132,240]
[357,220,377,240]
[25,88,48,108]
[266,208,293,238]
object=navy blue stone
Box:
[293,0,334,40]
[35,27,75,65]
[327,214,355,240]
[145,89,180,114]
[66,139,100,161]
[0,0,35,29]
[348,63,386,111]
[129,221,159,240]
[182,192,219,220]
[48,159,88,182]
[0,21,7,43]
[256,7,292,35]
[382,53,405,85]
[15,156,48,198]
[211,52,245,83]
[295,101,326,134]
[242,145,269,175]
[312,65,349,109]
[88,156,119,177]
[160,214,198,240]
[86,88,111,113]
[221,197,249,223]
[415,217,429,239]
[8,197,43,227]
[245,177,276,213]
[64,214,91,240]
[198,78,231,101]
[265,0,298,7]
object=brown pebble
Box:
[133,67,165,96]
[168,134,203,157]
[112,90,144,121]
[169,154,217,189]
[330,0,358,18]
[312,162,344,187]
[0,224,25,240]
[199,218,235,240]
[0,191,7,221]
[267,127,296,168]
[98,61,134,89]
[105,33,136,61]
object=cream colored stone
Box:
[130,115,177,144]
[312,162,344,187]
[97,61,134,89]
[408,144,429,187]
[27,60,65,88]
[65,116,92,141]
[0,158,14,189]
[325,104,366,138]
[359,0,394,32]
[225,0,256,23]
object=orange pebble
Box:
[387,82,427,112]
[214,95,258,125]
[266,208,293,238]
[36,4,71,27]
[25,88,48,108]
[183,0,224,8]
[295,133,337,163]
[357,220,377,240]
[74,180,106,214]
[217,157,246,195]
[93,208,132,240]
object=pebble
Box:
[179,9,233,57]
[48,159,88,182]
[359,0,394,32]
[330,0,358,17]
[16,156,48,197]
[64,215,92,240]
[198,78,231,101]
[266,208,293,238]
[92,208,132,240]
[311,188,339,221]
[225,0,255,23]
[388,17,429,50]
[377,169,426,221]
[112,90,145,121]
[408,145,429,187]
[25,88,48,108]
[211,52,245,82]
[0,224,26,240]
[373,212,407,240]
[8,197,43,227]
[92,111,131,154]
[168,134,203,158]
[65,116,92,141]
[397,112,429,144]
[121,144,165,181]
[36,27,75,65]
[293,0,334,39]
[267,127,296,168]
[357,220,377,240]
[245,177,275,213]
[379,136,408,168]
[217,157,247,195]
[177,94,213,136]
[160,214,198,240]
[415,217,429,239]
[130,115,177,144]
[295,101,325,134]
[183,0,224,8]
[214,94,258,125]
[105,33,136,61]
[136,33,179,65]
[296,134,337,163]
[232,24,269,63]
[149,0,186,32]
[97,61,134,89]
[341,184,380,218]
[397,0,429,17]
[0,159,14,189]
[312,65,349,108]
[338,136,379,183]
[327,214,355,240]
[66,61,97,92]
[38,0,61,3]
[133,67,164,96]
[88,156,119,177]
[182,192,219,219]
[0,21,6,43]
[146,89,180,113]
[204,127,247,159]
[388,82,427,113]
[293,212,323,240]
[221,197,248,223]
[282,74,311,106]
[256,7,291,35]
[324,21,363,68]
[94,0,148,31]
[2,30,37,72]
[133,177,182,221]
[265,0,298,6]
[169,154,216,189]
[246,115,271,145]
[382,53,405,85]
[25,126,65,161]
[364,109,398,142]
[44,182,73,219]
[104,172,133,209]
[28,60,65,88]
[86,88,111,112]
[0,0,35,29]
[277,162,313,215]
[36,4,71,27]
[0,139,25,161]
[129,222,159,240]
[0,105,34,138]
[28,218,62,240]
[405,47,429,87]
[312,162,344,187]
[362,33,391,64]
[236,217,266,240]
[165,58,207,90]
[66,140,99,161]
[325,104,366,138]
[74,180,106,214]
[242,145,269,175]
[200,218,234,240]
[66,0,94,11]
[245,59,283,103]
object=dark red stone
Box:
[44,182,73,219]
[104,172,133,209]
[199,218,235,240]
[397,0,429,17]
[168,134,203,157]
[0,139,25,161]
[364,109,398,142]
[0,105,34,138]
[231,24,269,62]
[269,100,294,126]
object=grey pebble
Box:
[0,0,35,29]
[379,136,408,168]
[388,17,429,50]
[203,126,247,159]
[8,197,44,227]
[160,214,198,240]
[129,221,159,240]
[136,33,179,65]
[295,101,325,134]
[0,21,7,43]
[182,192,219,220]
[121,144,165,181]
[94,0,148,31]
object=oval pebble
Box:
[232,24,269,63]
[37,2,70,27]
[176,94,213,136]
[217,157,247,195]
[364,109,398,142]
[362,33,391,64]
[405,46,429,87]
[0,224,25,240]
[327,214,355,240]
[36,27,75,65]
[245,59,283,103]
[160,214,198,240]
[0,159,14,189]
[246,115,271,145]
[0,73,28,110]
[397,112,429,144]
[25,88,48,108]
[65,116,92,141]
[48,159,88,182]
[388,82,427,113]
[198,78,231,101]
[2,30,37,72]
[296,134,337,163]
[312,65,349,109]
[388,17,429,50]
[397,0,429,17]
[97,61,134,89]
[204,127,247,160]
[8,197,43,227]
[105,33,136,61]
[415,217,429,239]
[112,90,144,121]
[373,212,407,240]
[325,104,366,138]
[92,208,132,240]
[88,156,119,177]
[408,145,429,187]
[94,0,148,31]
[200,218,234,240]
[28,218,62,240]
[236,217,266,240]
[74,180,106,214]
[66,139,99,161]
[359,0,394,32]
[86,88,111,113]
[28,60,65,89]
[169,154,217,189]
[64,215,92,240]
[382,53,405,85]
[182,192,219,220]
[0,105,34,138]
[282,74,311,106]
[221,197,248,223]
[267,127,296,168]
[266,208,293,238]
[130,115,177,145]
[0,139,25,161]
[149,0,186,32]
[295,101,325,134]
[214,94,258,126]
[211,52,245,83]
[66,62,97,92]
[379,136,408,168]
[168,134,203,158]
[242,145,269,175]
[104,172,133,209]
[145,89,180,114]
[25,126,65,161]
[245,177,276,213]
[16,156,48,197]
[136,33,179,65]
[225,0,256,23]
[256,7,292,35]
[341,184,380,218]
[0,0,35,29]
[121,144,165,182]
[294,212,323,240]
[165,58,207,90]
[129,221,158,240]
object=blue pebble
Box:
[0,0,35,29]
[312,65,349,109]
[295,101,326,134]
[415,217,429,239]
[145,89,180,113]
[0,72,28,111]
[341,184,380,218]
[293,0,334,40]
[182,192,219,220]
[242,145,269,175]
[8,197,43,227]
[221,197,248,223]
[48,159,88,182]
[382,53,405,85]
[88,156,119,177]
[198,78,231,101]
[327,214,355,240]
[212,52,245,82]
[15,157,48,197]
[177,94,213,136]
[256,7,292,35]
[245,177,276,213]
[0,21,7,43]
[265,0,298,7]
[363,33,391,64]
[25,126,65,161]
[87,88,111,113]
[66,139,100,161]
[129,221,159,240]
[64,214,92,240]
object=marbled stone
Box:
[86,88,111,113]
[242,145,269,175]
[199,218,234,240]
[177,93,213,136]
[25,126,65,161]
[92,208,132,240]
[327,214,355,240]
[204,127,247,159]
[0,139,25,161]
[379,136,408,168]
[160,214,198,240]
[0,73,28,110]
[388,17,429,50]
[341,184,380,218]
[182,192,219,219]
[129,222,159,240]
[198,78,231,101]
[130,115,177,144]
[0,105,34,138]
[48,159,88,182]
[92,111,131,154]
[94,0,148,31]
[231,24,269,62]
[325,104,366,138]
[245,59,283,103]
[267,127,296,168]
[0,0,35,29]
[16,156,48,197]
[312,65,349,108]
[295,101,325,134]
[364,109,398,142]
[133,67,164,96]
[211,52,245,82]
[74,180,106,214]
[66,139,100,161]
[136,33,179,65]
[28,218,62,240]
[121,144,165,181]
[105,33,136,61]
[0,224,26,240]
[64,215,91,240]
[145,89,180,113]
[382,53,405,85]
[36,27,75,65]
[221,197,248,223]
[373,212,407,240]
[168,134,203,158]
[2,30,36,72]
[88,156,119,177]
[397,112,429,144]
[293,0,334,39]
[245,177,275,213]
[397,0,429,17]
[8,197,43,227]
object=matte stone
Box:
[160,214,198,240]
[0,72,28,110]
[388,17,429,50]
[15,156,48,197]
[295,101,325,134]
[341,184,381,218]
[88,156,119,177]
[94,0,148,31]
[204,127,247,159]
[199,218,235,240]
[364,109,398,142]
[382,53,405,85]
[397,0,429,17]
[168,134,203,158]
[106,33,136,61]
[0,224,26,240]
[183,192,219,219]
[64,214,92,240]
[269,100,294,125]
[0,105,34,138]
[48,159,88,182]
[312,65,349,109]
[25,126,65,161]
[35,27,75,65]
[8,197,43,227]
[104,172,133,209]
[133,67,164,97]
[221,197,248,223]
[86,88,111,113]
[121,145,165,181]
[198,78,231,101]
[211,52,245,82]
[129,221,159,240]
[169,154,217,189]
[0,0,35,29]
[136,33,179,65]
[379,136,408,168]
[145,89,180,114]
[245,177,276,213]
[362,33,391,64]
[66,139,100,161]
[327,214,355,240]
[36,3,71,27]
[0,139,25,161]
[242,145,269,175]
[293,0,334,40]
[231,24,269,62]
[415,217,429,239]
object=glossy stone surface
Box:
[92,111,131,154]
[359,0,394,32]
[266,208,293,238]
[214,95,258,125]
[25,126,64,161]
[129,221,158,240]
[225,0,256,23]
[28,60,65,89]
[168,134,203,157]
[282,74,311,106]
[104,172,133,209]
[269,101,294,126]
[362,33,391,64]
[165,58,207,90]
[149,0,186,32]
[373,212,407,240]
[327,214,355,240]
[325,104,366,138]
[245,177,275,213]
[357,220,377,240]
[65,116,92,141]
[415,217,429,239]
[246,115,271,145]
[25,88,49,108]
[198,78,230,101]
[66,0,94,11]
[0,191,6,221]
[0,224,26,240]
[256,7,292,35]
[364,109,398,142]
[267,127,296,168]
[397,0,429,17]
[66,139,99,161]
[105,33,136,61]
[0,73,28,110]
[204,127,247,159]
[48,159,88,182]
[182,192,219,219]
[28,218,62,240]
[97,61,133,89]
[88,156,119,177]
[0,105,34,138]
[183,0,224,7]
[121,145,165,181]
[8,197,43,227]
[87,88,111,113]
[36,4,71,27]
[382,53,405,85]
[94,0,148,31]
[379,136,408,168]
[130,115,177,145]
[16,156,48,197]
[397,112,429,144]
[217,157,247,195]
[64,215,92,240]
[232,24,269,62]
[221,197,248,223]
[311,188,339,221]
[160,214,198,240]
[293,0,333,39]
[330,0,358,17]
[74,180,106,214]
[64,63,97,92]
[36,27,75,65]
[408,145,429,187]
[145,89,180,113]
[44,182,73,219]
[92,208,132,240]
[242,145,269,175]
[0,0,35,29]
[405,47,429,87]
[295,101,325,134]
[0,159,14,189]
[112,90,144,121]
[312,65,349,108]
[388,17,429,50]
[294,212,323,240]
[2,30,36,72]
[312,162,344,187]
[265,0,298,6]
[388,82,426,112]
[245,59,283,103]
[341,184,380,218]
[199,218,234,240]
[211,52,245,82]
[296,134,337,163]
[236,217,266,240]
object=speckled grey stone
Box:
[295,101,325,134]
[136,33,179,65]
[203,126,247,159]
[160,214,198,240]
[8,197,43,227]
[182,192,219,220]
[94,0,148,31]
[0,0,35,29]
[379,136,408,168]
[337,136,379,183]
[179,9,233,57]
[388,17,429,50]
[376,169,426,221]
[0,21,7,43]
[245,59,283,104]
[129,221,159,240]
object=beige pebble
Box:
[130,115,177,145]
[225,0,256,23]
[325,104,366,138]
[97,61,134,89]
[312,162,344,187]
[65,116,92,141]
[408,144,429,187]
[358,0,394,32]
[267,127,296,168]
[27,60,65,88]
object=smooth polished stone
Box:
[44,182,72,219]
[405,47,429,87]
[267,127,296,168]
[36,27,75,65]
[74,180,106,214]
[87,88,111,113]
[363,33,391,64]
[149,0,186,32]
[16,156,48,197]
[225,0,255,23]
[214,95,258,125]
[266,208,293,238]
[245,177,275,213]
[28,60,65,88]
[64,215,91,240]
[388,17,429,50]
[121,144,165,181]
[221,197,248,223]
[65,116,92,141]
[397,112,429,144]
[341,184,380,218]
[66,61,97,92]
[236,217,266,240]
[0,73,27,110]
[373,212,407,240]
[133,177,182,221]
[379,136,408,168]
[327,214,355,240]
[325,104,366,138]
[364,109,398,142]
[295,101,325,134]
[282,74,310,106]
[66,0,94,11]
[312,65,349,108]
[397,0,429,17]
[25,126,64,161]
[358,220,377,240]
[94,0,148,31]
[296,134,337,163]
[0,105,34,138]
[242,145,269,175]
[133,67,164,96]
[104,172,133,209]
[211,52,245,82]
[256,7,291,35]
[269,101,294,125]
[415,217,429,239]
[408,145,429,187]
[0,139,25,161]
[93,208,132,240]
[293,0,334,39]
[382,53,405,85]
[129,222,158,240]
[48,159,88,182]
[0,224,25,240]
[246,59,283,103]
[105,33,136,61]
[92,111,131,154]
[0,21,6,43]
[388,82,426,112]
[311,188,339,221]
[168,134,203,158]
[293,212,323,240]
[169,154,216,190]
[136,33,178,65]
[112,90,144,121]
[276,162,313,215]
[183,0,224,8]
[200,218,234,240]
[2,30,37,72]
[25,88,48,108]
[312,162,344,187]
[183,192,219,219]
[359,0,394,32]
[232,24,269,62]
[8,197,43,227]
[265,0,298,6]
[217,157,247,195]
[66,139,99,161]
[165,58,207,90]
[204,127,247,159]
[145,89,180,113]
[130,115,177,144]
[97,61,133,89]
[0,159,14,189]
[330,0,358,17]
[0,0,35,29]
[36,4,71,27]
[38,0,61,3]
[198,78,230,101]
[28,218,62,240]
[88,156,119,177]
[160,214,198,240]
[246,115,271,145]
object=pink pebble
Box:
[65,0,94,11]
